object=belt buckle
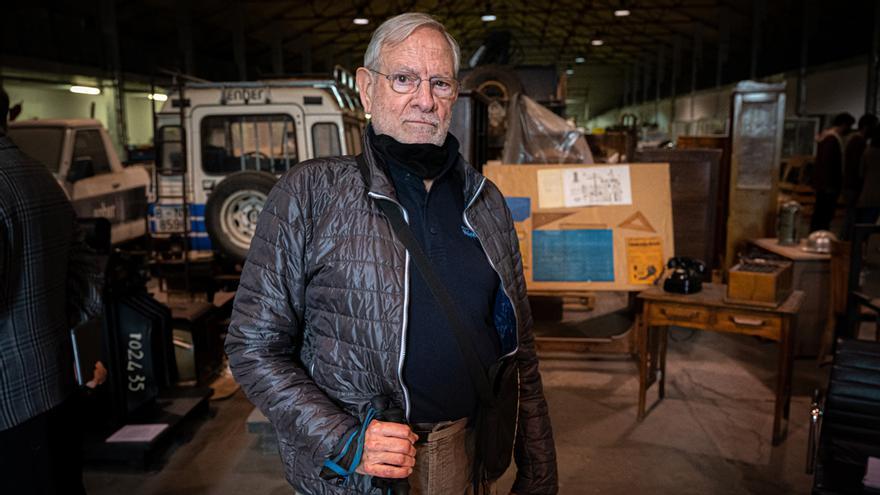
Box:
[412,424,436,445]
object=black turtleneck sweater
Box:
[370,128,501,423]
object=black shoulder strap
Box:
[356,154,493,402]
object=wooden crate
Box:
[727,260,793,307]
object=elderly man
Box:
[226,12,557,495]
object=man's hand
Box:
[86,361,107,389]
[355,419,418,478]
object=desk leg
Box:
[773,317,795,445]
[658,326,668,399]
[638,304,649,421]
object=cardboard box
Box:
[484,163,675,292]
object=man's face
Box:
[356,26,457,146]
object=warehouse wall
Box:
[801,63,867,117]
[567,64,626,126]
[3,71,161,156]
[585,59,869,135]
[125,94,158,147]
[4,80,113,128]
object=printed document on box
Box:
[563,166,632,207]
[536,169,565,209]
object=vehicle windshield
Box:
[7,127,65,173]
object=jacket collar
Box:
[359,124,485,205]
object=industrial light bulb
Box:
[70,85,101,95]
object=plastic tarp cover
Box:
[502,93,594,164]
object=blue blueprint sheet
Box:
[532,229,615,282]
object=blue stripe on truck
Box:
[189,236,212,250]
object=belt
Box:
[410,418,469,445]
[411,425,435,444]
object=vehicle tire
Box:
[205,171,277,264]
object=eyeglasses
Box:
[368,69,459,99]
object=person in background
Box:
[0,86,102,494]
[842,114,878,238]
[857,124,880,225]
[810,112,855,233]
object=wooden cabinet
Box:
[635,149,723,271]
[726,82,787,268]
[747,238,830,357]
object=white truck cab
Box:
[152,74,366,263]
[7,119,151,244]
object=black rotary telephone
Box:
[662,257,706,294]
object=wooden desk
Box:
[749,238,830,357]
[637,283,805,445]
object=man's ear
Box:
[356,67,374,114]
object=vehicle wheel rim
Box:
[218,189,267,251]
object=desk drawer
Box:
[648,303,711,327]
[715,310,782,341]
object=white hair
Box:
[364,12,461,75]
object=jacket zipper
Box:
[463,177,522,472]
[462,177,520,359]
[368,192,413,420]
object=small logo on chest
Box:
[461,225,478,239]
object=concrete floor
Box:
[83,323,827,495]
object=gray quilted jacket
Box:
[225,130,558,494]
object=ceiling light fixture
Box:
[482,1,496,22]
[70,85,101,95]
[614,9,631,16]
[575,56,586,64]
[353,17,369,25]
[148,93,168,102]
[566,65,574,76]
[591,39,604,46]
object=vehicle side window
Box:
[73,130,112,174]
[6,127,65,173]
[201,114,298,175]
[312,123,341,158]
